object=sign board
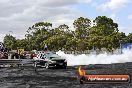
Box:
[122,43,132,49]
[18,49,24,54]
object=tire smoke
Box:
[56,49,132,66]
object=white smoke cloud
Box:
[56,49,132,66]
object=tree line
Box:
[3,16,132,52]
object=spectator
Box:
[44,44,48,51]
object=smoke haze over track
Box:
[56,49,132,66]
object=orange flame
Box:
[78,66,86,76]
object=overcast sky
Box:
[0,0,132,42]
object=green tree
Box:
[26,22,52,50]
[73,17,91,39]
[3,16,131,52]
[127,33,132,43]
[94,16,118,36]
[4,34,17,50]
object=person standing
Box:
[44,44,48,51]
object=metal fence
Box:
[0,59,35,67]
[63,49,122,55]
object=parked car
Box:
[34,52,67,69]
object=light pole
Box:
[119,40,122,54]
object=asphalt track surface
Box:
[0,62,132,88]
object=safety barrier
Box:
[0,59,35,67]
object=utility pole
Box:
[119,40,122,54]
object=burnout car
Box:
[34,52,67,69]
